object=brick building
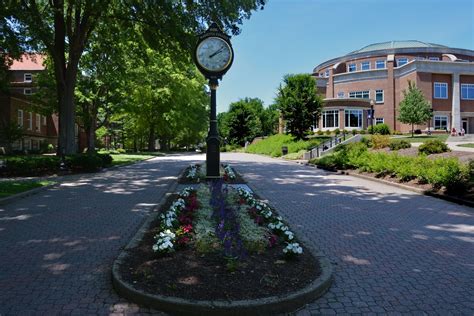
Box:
[0,54,59,152]
[312,40,474,133]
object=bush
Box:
[97,153,113,166]
[418,139,450,155]
[389,139,412,150]
[246,134,328,157]
[359,130,366,134]
[360,136,372,148]
[351,129,357,136]
[325,130,331,136]
[414,129,422,135]
[316,130,324,135]
[333,128,340,135]
[342,129,349,135]
[371,135,391,149]
[66,154,104,172]
[368,123,391,135]
[3,156,59,175]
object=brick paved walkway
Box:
[1,152,473,315]
[221,153,474,315]
[0,155,196,315]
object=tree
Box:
[0,121,23,153]
[276,74,323,140]
[1,0,266,154]
[398,80,432,137]
[226,98,262,146]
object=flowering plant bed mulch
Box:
[178,163,246,184]
[118,181,320,302]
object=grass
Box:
[391,134,449,143]
[0,180,54,198]
[282,150,307,160]
[109,154,155,166]
[246,134,330,157]
[458,143,474,148]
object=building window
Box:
[24,73,32,82]
[18,109,24,127]
[344,109,363,128]
[319,72,323,77]
[25,139,31,150]
[375,118,384,125]
[396,58,408,67]
[434,82,448,99]
[42,115,47,125]
[325,69,330,77]
[428,57,440,61]
[375,60,386,69]
[360,61,370,71]
[349,90,370,99]
[337,92,344,99]
[461,83,474,100]
[322,110,339,128]
[24,88,32,95]
[434,115,448,130]
[348,64,356,72]
[375,89,384,103]
[27,112,32,130]
[36,114,41,132]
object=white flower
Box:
[284,230,294,240]
[283,242,303,255]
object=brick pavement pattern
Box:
[1,152,473,315]
[0,155,197,315]
[221,153,474,315]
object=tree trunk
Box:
[147,126,155,151]
[86,121,96,154]
[411,123,414,137]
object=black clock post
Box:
[194,23,234,179]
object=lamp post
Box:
[369,99,375,134]
[194,23,234,179]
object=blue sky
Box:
[217,0,474,113]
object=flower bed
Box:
[118,181,320,301]
[178,163,246,184]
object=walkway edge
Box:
[0,183,56,206]
[112,170,334,315]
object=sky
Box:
[216,0,474,113]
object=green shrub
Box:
[351,129,357,136]
[423,158,469,191]
[368,123,391,135]
[246,134,328,157]
[97,153,113,166]
[325,130,331,136]
[469,160,474,183]
[66,154,104,172]
[342,129,349,135]
[418,139,450,155]
[3,156,59,175]
[389,139,412,150]
[316,130,324,135]
[360,130,366,134]
[333,128,340,135]
[371,135,391,149]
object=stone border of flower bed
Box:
[112,168,334,315]
[0,182,57,206]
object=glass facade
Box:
[323,110,339,128]
[344,109,363,128]
[434,116,448,130]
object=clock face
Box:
[196,37,233,73]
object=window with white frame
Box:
[322,110,339,128]
[434,115,448,130]
[325,69,330,77]
[349,90,370,99]
[344,109,363,128]
[396,58,408,67]
[24,73,32,82]
[360,61,370,71]
[434,82,448,99]
[36,114,41,132]
[375,118,384,125]
[461,83,474,100]
[337,92,344,99]
[375,89,384,103]
[375,60,386,69]
[24,88,32,95]
[42,115,47,125]
[348,64,356,72]
[18,109,24,127]
[27,112,32,130]
[428,57,440,61]
[319,72,323,77]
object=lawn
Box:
[109,154,156,166]
[0,180,54,198]
[391,134,449,143]
[458,143,474,148]
[246,134,330,157]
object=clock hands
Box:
[209,46,225,58]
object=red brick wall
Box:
[431,74,452,111]
[460,75,474,112]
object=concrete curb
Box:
[0,183,56,206]
[302,161,474,209]
[112,167,334,315]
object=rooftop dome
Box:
[347,40,448,55]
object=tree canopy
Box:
[276,74,323,140]
[398,80,433,137]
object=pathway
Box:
[221,153,474,315]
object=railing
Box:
[304,133,348,160]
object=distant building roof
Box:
[346,40,448,55]
[10,54,46,71]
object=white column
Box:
[451,72,461,131]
